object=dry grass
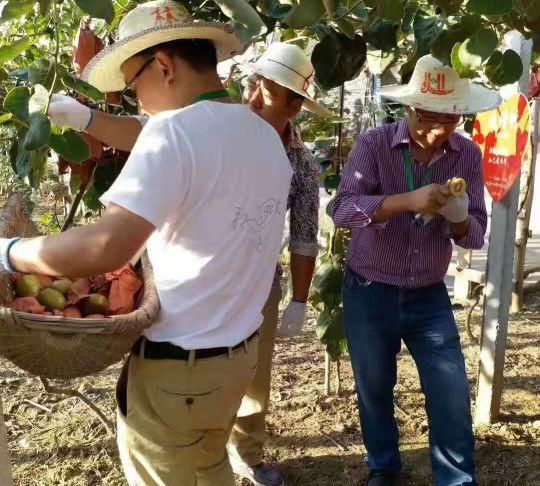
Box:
[1,296,539,485]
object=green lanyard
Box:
[401,145,435,192]
[191,89,230,105]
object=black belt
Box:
[131,330,259,361]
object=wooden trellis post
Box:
[475,31,533,425]
[512,98,539,313]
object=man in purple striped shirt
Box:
[331,55,501,486]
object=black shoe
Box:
[366,470,398,486]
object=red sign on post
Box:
[472,93,531,202]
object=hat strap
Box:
[267,59,314,94]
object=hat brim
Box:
[82,22,245,93]
[380,82,502,115]
[240,61,333,117]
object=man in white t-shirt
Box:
[0,2,292,485]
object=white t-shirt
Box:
[101,102,292,349]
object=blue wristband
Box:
[6,237,21,272]
[83,109,94,131]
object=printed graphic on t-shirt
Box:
[231,198,284,253]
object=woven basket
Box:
[0,193,160,379]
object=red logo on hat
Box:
[420,72,454,96]
[152,7,179,25]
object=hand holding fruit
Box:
[407,184,450,215]
[438,192,469,224]
[48,94,93,132]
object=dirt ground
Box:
[1,287,539,486]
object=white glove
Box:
[48,94,92,131]
[438,192,469,223]
[279,301,307,337]
[0,237,21,273]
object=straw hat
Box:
[381,55,501,114]
[82,0,245,92]
[241,43,332,117]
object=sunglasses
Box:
[124,56,155,93]
[413,108,463,126]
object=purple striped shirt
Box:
[331,119,487,289]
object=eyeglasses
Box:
[413,108,463,126]
[125,57,155,92]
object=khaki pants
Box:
[228,284,282,466]
[116,336,258,486]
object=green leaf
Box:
[341,0,367,19]
[0,67,7,81]
[457,28,498,70]
[9,133,32,178]
[0,113,12,124]
[28,148,48,189]
[322,0,337,17]
[227,79,244,102]
[213,0,267,42]
[485,49,524,86]
[28,59,55,88]
[3,86,30,122]
[22,113,50,151]
[38,0,52,16]
[93,163,121,194]
[461,14,483,35]
[0,0,34,23]
[365,19,398,52]
[282,0,326,28]
[49,126,90,163]
[431,26,469,66]
[312,32,367,89]
[323,173,340,194]
[335,19,356,40]
[533,51,540,68]
[29,84,49,115]
[316,308,347,361]
[401,1,419,33]
[7,68,28,82]
[451,42,476,77]
[467,0,513,16]
[83,184,104,211]
[61,74,103,102]
[0,37,31,63]
[75,0,115,23]
[378,0,404,22]
[435,0,464,14]
[464,117,475,135]
[413,10,444,57]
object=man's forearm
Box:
[10,227,127,278]
[290,253,316,302]
[372,193,412,223]
[9,206,153,277]
[87,111,143,152]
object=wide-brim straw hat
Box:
[82,0,245,93]
[381,55,501,115]
[240,43,332,117]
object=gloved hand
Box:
[48,94,92,131]
[278,301,307,337]
[0,237,21,273]
[438,192,469,223]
